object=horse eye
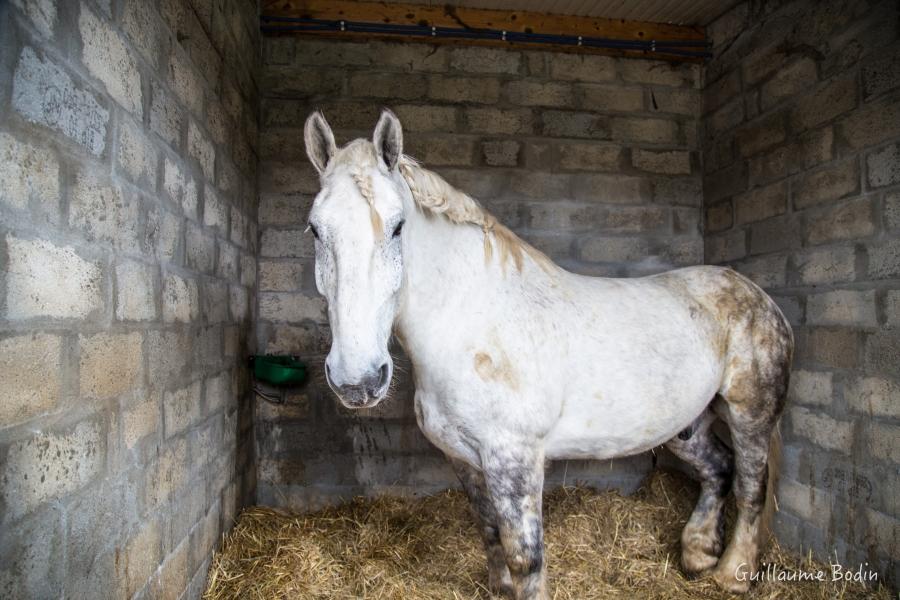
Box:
[308,223,319,239]
[392,220,404,238]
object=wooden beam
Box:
[260,0,707,63]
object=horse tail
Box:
[759,419,782,547]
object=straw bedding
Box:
[204,470,888,599]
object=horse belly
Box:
[543,347,723,460]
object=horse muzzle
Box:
[325,360,392,408]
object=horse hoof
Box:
[712,566,751,594]
[488,574,515,599]
[682,547,719,575]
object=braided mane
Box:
[325,140,551,273]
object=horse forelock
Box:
[324,139,551,273]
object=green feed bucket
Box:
[251,355,307,386]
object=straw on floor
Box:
[204,470,889,599]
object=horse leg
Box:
[480,445,547,600]
[665,407,733,575]
[712,353,788,592]
[450,457,514,598]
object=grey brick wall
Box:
[255,38,703,508]
[0,0,260,598]
[703,0,899,587]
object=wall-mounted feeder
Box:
[251,355,308,404]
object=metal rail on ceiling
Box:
[260,15,712,59]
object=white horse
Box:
[302,109,792,598]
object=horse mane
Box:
[326,139,552,273]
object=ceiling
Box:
[395,0,742,26]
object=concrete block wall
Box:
[0,0,259,598]
[703,0,899,587]
[255,37,703,508]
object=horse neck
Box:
[394,201,504,354]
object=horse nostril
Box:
[377,362,390,390]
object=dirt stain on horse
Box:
[474,350,520,391]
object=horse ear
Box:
[304,111,336,175]
[373,109,403,172]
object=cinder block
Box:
[0,132,60,214]
[578,236,650,263]
[542,110,608,139]
[70,171,141,252]
[293,39,369,67]
[733,253,786,288]
[846,376,900,418]
[393,105,457,132]
[464,107,533,134]
[761,58,817,111]
[164,380,202,439]
[652,177,702,207]
[259,261,304,292]
[123,392,160,450]
[79,331,143,399]
[790,75,857,132]
[258,194,310,226]
[577,84,643,112]
[599,206,667,233]
[838,94,900,151]
[1,420,105,521]
[350,72,427,99]
[163,158,198,219]
[122,0,163,68]
[706,97,744,139]
[866,143,900,188]
[79,5,142,116]
[188,121,215,181]
[505,80,572,107]
[620,59,698,87]
[572,174,650,204]
[240,253,257,287]
[371,41,449,72]
[789,406,853,454]
[736,111,786,157]
[5,234,104,320]
[150,83,184,148]
[146,330,190,385]
[450,47,521,74]
[0,333,61,425]
[749,214,801,255]
[795,245,857,284]
[787,369,833,407]
[260,228,311,258]
[632,149,691,175]
[115,260,157,321]
[163,272,199,323]
[861,44,900,99]
[152,209,182,264]
[705,201,733,233]
[733,181,787,226]
[806,198,876,245]
[428,75,499,104]
[704,69,741,114]
[12,47,109,156]
[405,135,476,166]
[863,326,900,377]
[888,290,900,325]
[792,158,859,209]
[168,47,204,116]
[705,229,746,263]
[805,327,860,369]
[123,519,161,598]
[203,280,228,324]
[548,53,614,82]
[259,292,326,323]
[777,478,833,530]
[610,117,678,144]
[205,371,232,415]
[482,140,520,166]
[558,142,620,172]
[185,222,215,273]
[116,116,158,190]
[869,239,900,279]
[203,188,228,234]
[217,243,238,280]
[650,87,698,116]
[868,423,900,464]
